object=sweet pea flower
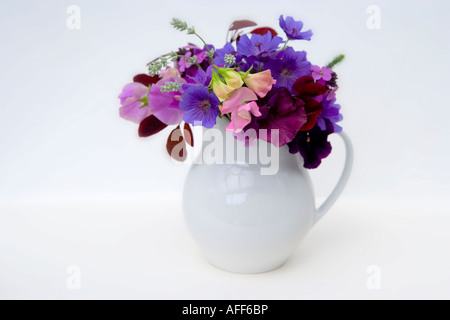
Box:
[119,83,151,124]
[147,77,187,125]
[160,67,180,79]
[227,102,262,133]
[218,68,244,89]
[242,70,276,98]
[311,65,332,81]
[245,87,307,147]
[211,72,237,102]
[220,87,261,134]
[211,68,244,101]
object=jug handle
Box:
[314,131,353,224]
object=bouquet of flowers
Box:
[118,16,344,168]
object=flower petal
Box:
[220,87,258,114]
[184,123,194,147]
[300,97,323,131]
[133,74,160,87]
[166,126,187,162]
[251,27,278,37]
[138,115,167,137]
[293,76,327,97]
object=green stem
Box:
[194,32,215,66]
[327,54,345,69]
[281,39,290,50]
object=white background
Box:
[0,0,449,299]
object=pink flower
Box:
[243,70,276,98]
[311,65,332,81]
[227,102,261,133]
[220,87,261,133]
[160,67,180,79]
[147,77,187,125]
[220,87,257,114]
[119,83,151,124]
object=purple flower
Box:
[237,32,284,57]
[147,77,186,125]
[175,45,214,77]
[118,83,151,124]
[183,69,211,91]
[279,15,313,41]
[245,87,307,147]
[179,86,220,128]
[264,47,311,94]
[176,45,208,73]
[315,93,343,133]
[288,120,334,169]
[214,42,237,66]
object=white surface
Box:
[1,0,450,299]
[1,197,449,299]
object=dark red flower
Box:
[251,27,278,37]
[292,76,327,131]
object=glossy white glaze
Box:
[183,118,352,273]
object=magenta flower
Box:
[148,77,187,125]
[311,65,333,81]
[119,83,151,124]
[178,52,196,73]
[245,87,307,147]
[175,45,210,75]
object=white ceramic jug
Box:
[183,118,353,273]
